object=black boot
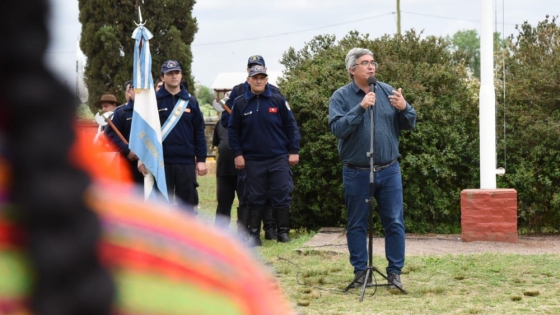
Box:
[263,205,277,240]
[275,207,291,243]
[248,207,263,247]
[236,206,249,237]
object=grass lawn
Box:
[196,175,560,315]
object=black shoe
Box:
[247,235,262,247]
[277,232,291,243]
[348,272,372,289]
[387,273,403,290]
[264,229,277,240]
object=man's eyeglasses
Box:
[355,61,378,68]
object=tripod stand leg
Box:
[358,269,372,302]
[343,269,371,292]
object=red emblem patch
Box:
[269,107,278,113]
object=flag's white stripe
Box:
[144,172,155,201]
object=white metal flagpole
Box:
[479,0,497,189]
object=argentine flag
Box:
[129,25,168,201]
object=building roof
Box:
[210,71,282,91]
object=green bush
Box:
[495,16,560,233]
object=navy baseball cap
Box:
[161,60,182,73]
[248,65,267,77]
[247,55,265,67]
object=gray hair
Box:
[345,48,374,79]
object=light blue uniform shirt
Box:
[328,80,416,166]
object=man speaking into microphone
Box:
[328,48,416,290]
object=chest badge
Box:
[174,106,183,117]
[269,107,278,113]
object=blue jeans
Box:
[343,162,405,275]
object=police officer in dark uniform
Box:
[228,65,300,246]
[105,82,145,184]
[221,55,283,241]
[212,113,240,228]
[156,60,208,212]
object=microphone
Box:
[367,76,377,93]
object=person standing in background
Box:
[156,60,207,212]
[105,84,145,184]
[212,101,241,229]
[221,55,285,241]
[228,65,300,246]
[93,93,118,147]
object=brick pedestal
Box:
[461,189,518,243]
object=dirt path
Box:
[299,228,560,255]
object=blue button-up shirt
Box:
[328,81,416,166]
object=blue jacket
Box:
[105,100,133,156]
[221,81,282,128]
[156,85,207,164]
[228,85,300,160]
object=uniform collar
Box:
[156,84,190,99]
[244,83,272,100]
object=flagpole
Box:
[103,115,129,145]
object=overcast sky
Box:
[46,0,560,89]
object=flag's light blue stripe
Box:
[130,108,168,200]
[143,41,152,88]
[132,27,154,90]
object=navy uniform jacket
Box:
[228,85,300,161]
[220,81,282,128]
[105,101,133,157]
[156,85,207,164]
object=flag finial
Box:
[135,1,147,26]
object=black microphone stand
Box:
[344,78,407,301]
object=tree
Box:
[495,16,560,233]
[78,0,198,112]
[280,30,480,233]
[447,29,507,78]
[195,82,216,106]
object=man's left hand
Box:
[389,88,407,111]
[289,154,299,166]
[196,162,208,176]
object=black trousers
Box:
[215,174,238,220]
[165,163,198,213]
